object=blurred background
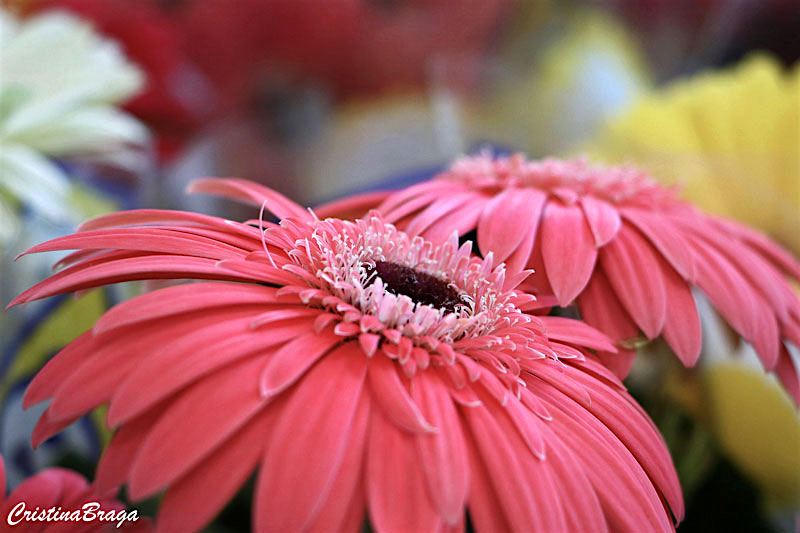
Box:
[1,0,798,531]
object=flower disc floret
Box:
[275,213,528,345]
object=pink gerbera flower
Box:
[319,153,800,400]
[10,178,682,532]
[1,455,151,532]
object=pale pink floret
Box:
[323,153,800,400]
[0,456,151,532]
[12,179,683,533]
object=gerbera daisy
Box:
[317,153,800,400]
[10,178,682,532]
[1,455,151,531]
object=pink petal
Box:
[712,217,800,281]
[109,318,315,426]
[559,364,684,521]
[541,201,598,306]
[303,396,371,533]
[539,316,617,353]
[255,344,368,532]
[258,329,343,398]
[578,268,639,378]
[22,228,246,261]
[420,197,486,245]
[94,282,279,334]
[622,209,696,281]
[313,190,391,219]
[24,330,95,408]
[411,371,469,524]
[537,424,608,533]
[581,196,621,247]
[47,308,259,423]
[95,407,164,494]
[599,224,667,339]
[367,407,442,533]
[460,398,556,532]
[368,355,436,433]
[658,257,702,367]
[404,193,484,239]
[10,255,258,307]
[465,436,513,533]
[187,177,311,220]
[684,217,793,323]
[128,355,269,500]
[379,181,462,221]
[156,406,278,533]
[31,409,81,449]
[77,209,244,233]
[534,385,675,532]
[690,237,781,369]
[477,188,546,265]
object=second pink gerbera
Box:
[11,179,682,532]
[320,153,800,399]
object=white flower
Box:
[0,7,148,245]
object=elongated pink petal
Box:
[47,308,260,423]
[94,282,279,334]
[128,355,269,500]
[31,409,80,448]
[379,181,462,219]
[465,438,513,533]
[188,177,311,220]
[477,188,546,264]
[108,319,314,426]
[258,329,342,398]
[303,396,371,533]
[22,228,247,261]
[690,237,781,369]
[420,196,485,245]
[684,217,793,322]
[541,201,598,306]
[313,190,391,219]
[658,257,702,367]
[10,255,257,307]
[581,196,621,247]
[623,209,696,281]
[557,363,684,520]
[405,193,484,239]
[256,344,368,532]
[712,217,800,281]
[539,316,617,353]
[538,423,608,533]
[367,406,443,533]
[157,406,279,533]
[24,330,95,408]
[411,371,469,524]
[600,224,666,339]
[95,407,164,494]
[77,209,246,232]
[534,384,675,532]
[368,355,436,433]
[578,268,639,378]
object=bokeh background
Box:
[1,0,799,531]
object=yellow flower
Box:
[587,55,800,253]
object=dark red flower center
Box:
[366,261,464,314]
